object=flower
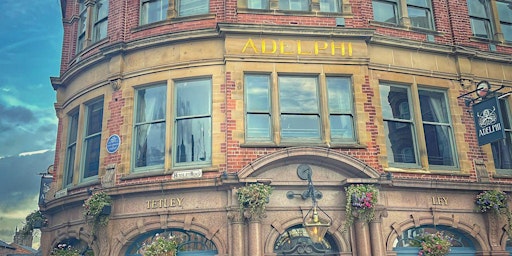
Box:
[21,210,47,235]
[475,190,508,214]
[411,232,452,256]
[140,233,182,256]
[237,183,273,219]
[344,184,378,231]
[83,191,112,227]
[50,243,80,256]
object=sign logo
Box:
[106,134,121,153]
[472,97,505,146]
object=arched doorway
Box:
[393,225,476,255]
[274,224,340,255]
[125,229,217,256]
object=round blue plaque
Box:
[106,134,121,153]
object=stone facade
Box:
[42,0,512,255]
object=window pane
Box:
[502,23,512,41]
[408,6,432,29]
[248,0,269,9]
[497,1,512,22]
[373,0,398,24]
[68,113,79,144]
[320,0,340,12]
[407,0,428,7]
[467,0,490,18]
[64,146,76,186]
[380,85,411,120]
[86,101,104,135]
[93,20,108,42]
[83,135,101,178]
[423,124,455,166]
[330,115,354,139]
[96,0,109,19]
[281,115,320,138]
[419,90,449,123]
[279,76,318,113]
[247,114,271,138]
[279,0,309,11]
[179,0,209,16]
[176,79,211,117]
[492,133,512,169]
[327,77,351,113]
[135,122,166,167]
[470,18,492,38]
[134,85,166,169]
[384,121,417,164]
[136,86,166,123]
[176,117,211,163]
[141,0,168,24]
[246,75,270,112]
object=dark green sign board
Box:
[472,96,506,146]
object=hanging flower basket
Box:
[83,191,112,228]
[475,190,512,237]
[140,233,182,256]
[50,243,81,256]
[344,184,378,230]
[21,210,47,235]
[237,183,273,219]
[411,231,452,256]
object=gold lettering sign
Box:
[241,38,353,56]
[431,196,448,206]
[146,198,184,209]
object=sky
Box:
[0,0,63,248]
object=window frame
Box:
[491,96,512,173]
[467,0,494,39]
[177,0,210,17]
[243,72,357,146]
[497,0,512,42]
[76,0,109,53]
[92,0,109,42]
[371,0,436,31]
[132,84,167,172]
[80,98,104,183]
[140,0,169,25]
[63,109,79,188]
[173,77,212,167]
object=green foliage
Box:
[237,183,273,218]
[411,232,452,256]
[475,190,512,237]
[83,191,112,227]
[21,210,46,235]
[344,184,378,231]
[141,234,181,256]
[50,244,81,256]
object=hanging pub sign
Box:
[472,96,506,146]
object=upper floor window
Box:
[244,74,355,144]
[320,0,340,12]
[133,85,167,171]
[372,0,435,30]
[64,110,79,187]
[279,0,309,11]
[491,97,512,171]
[141,0,169,25]
[174,78,212,165]
[82,99,104,181]
[467,0,512,42]
[380,84,457,168]
[76,0,109,53]
[178,0,209,16]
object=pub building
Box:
[39,0,512,255]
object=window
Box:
[372,0,435,30]
[140,0,168,25]
[373,0,399,24]
[82,99,104,181]
[63,110,79,187]
[380,84,457,168]
[279,0,309,11]
[76,0,109,53]
[320,0,340,12]
[497,1,512,42]
[467,0,493,39]
[407,0,434,29]
[133,85,167,170]
[248,0,269,9]
[178,0,209,16]
[174,78,212,165]
[92,0,109,42]
[491,97,512,170]
[244,74,355,144]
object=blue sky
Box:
[0,0,63,246]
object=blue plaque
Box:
[472,97,506,146]
[106,134,121,153]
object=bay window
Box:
[76,0,109,53]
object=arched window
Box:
[274,224,340,255]
[393,225,476,255]
[126,229,217,256]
